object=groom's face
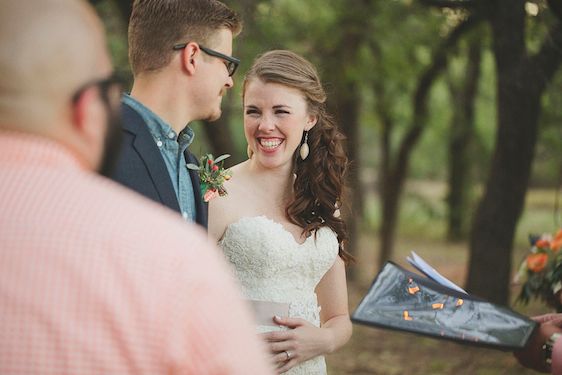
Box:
[194,28,235,122]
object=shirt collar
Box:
[122,93,194,146]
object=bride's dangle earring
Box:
[299,131,309,160]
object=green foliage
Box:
[472,50,496,180]
[411,79,452,179]
[534,68,562,186]
[94,1,130,78]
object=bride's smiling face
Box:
[243,79,316,171]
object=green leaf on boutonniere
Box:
[187,153,232,202]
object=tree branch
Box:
[419,0,477,9]
[548,0,562,22]
[394,14,483,182]
[528,21,562,92]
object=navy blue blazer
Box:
[111,103,208,228]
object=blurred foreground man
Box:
[0,1,272,373]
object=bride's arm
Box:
[315,256,352,352]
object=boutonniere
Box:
[187,154,232,202]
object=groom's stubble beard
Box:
[206,88,228,122]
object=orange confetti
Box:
[408,286,420,294]
[403,310,413,321]
[407,278,420,294]
[432,303,444,310]
[456,299,463,307]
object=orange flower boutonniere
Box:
[187,154,232,202]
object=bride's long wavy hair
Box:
[242,50,351,263]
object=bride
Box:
[209,50,352,374]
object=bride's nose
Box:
[257,114,276,132]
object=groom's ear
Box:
[180,42,198,76]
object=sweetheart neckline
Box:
[221,215,319,246]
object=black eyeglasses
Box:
[173,43,240,77]
[71,73,125,106]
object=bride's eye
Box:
[245,108,260,115]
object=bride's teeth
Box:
[260,139,282,149]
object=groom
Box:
[112,0,242,228]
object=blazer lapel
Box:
[122,104,181,212]
[185,150,208,228]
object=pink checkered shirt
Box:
[0,131,273,374]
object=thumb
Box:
[532,313,561,324]
[273,315,303,328]
[546,317,562,328]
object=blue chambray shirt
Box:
[122,94,196,222]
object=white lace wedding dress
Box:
[219,216,339,375]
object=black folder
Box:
[351,261,537,350]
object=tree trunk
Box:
[378,173,402,266]
[467,0,562,304]
[112,0,132,23]
[322,0,373,274]
[326,54,362,279]
[373,75,397,267]
[446,37,481,241]
[333,81,361,271]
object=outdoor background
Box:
[93,1,562,373]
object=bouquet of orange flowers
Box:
[515,228,562,310]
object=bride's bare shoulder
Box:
[229,160,250,179]
[208,161,254,241]
[222,161,254,192]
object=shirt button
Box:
[168,132,176,139]
[156,140,163,147]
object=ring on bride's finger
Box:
[284,350,291,360]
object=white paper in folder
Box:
[406,251,468,295]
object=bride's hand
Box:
[260,316,331,374]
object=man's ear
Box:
[180,42,199,76]
[71,87,106,168]
[72,88,98,136]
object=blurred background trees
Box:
[93,0,562,306]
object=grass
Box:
[325,185,559,374]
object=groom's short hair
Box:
[128,0,242,76]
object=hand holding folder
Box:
[352,259,537,350]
